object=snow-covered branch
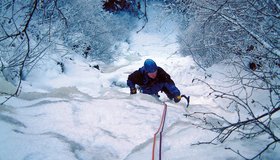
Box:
[185,68,279,159]
[220,14,280,57]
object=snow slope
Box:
[0,4,279,160]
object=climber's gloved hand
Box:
[174,95,181,103]
[130,87,137,94]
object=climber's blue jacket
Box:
[127,66,180,98]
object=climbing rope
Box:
[152,102,167,160]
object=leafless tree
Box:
[165,0,280,159]
[0,0,140,104]
[186,62,279,159]
[177,0,279,66]
[0,0,67,104]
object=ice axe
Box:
[181,95,190,109]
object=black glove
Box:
[130,87,137,94]
[174,95,181,103]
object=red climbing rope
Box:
[152,103,167,160]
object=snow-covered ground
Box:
[0,5,279,160]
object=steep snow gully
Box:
[1,5,279,160]
[0,14,213,160]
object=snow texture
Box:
[0,4,279,160]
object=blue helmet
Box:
[144,59,157,73]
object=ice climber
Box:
[127,59,181,103]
